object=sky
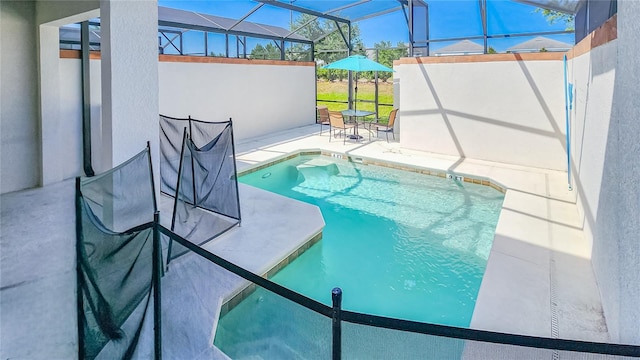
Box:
[158,0,575,54]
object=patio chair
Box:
[328,110,355,144]
[373,109,398,142]
[317,106,331,135]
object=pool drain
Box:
[550,255,560,360]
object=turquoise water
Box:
[214,155,504,358]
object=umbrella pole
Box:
[354,72,358,113]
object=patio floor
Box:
[0,123,608,359]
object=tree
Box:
[487,46,497,54]
[288,13,364,80]
[250,42,281,60]
[362,41,408,82]
[535,8,575,31]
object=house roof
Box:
[158,6,310,43]
[433,40,484,55]
[507,36,573,52]
[60,6,313,48]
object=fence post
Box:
[75,177,85,360]
[332,287,342,360]
[153,212,162,360]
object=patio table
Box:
[341,109,375,141]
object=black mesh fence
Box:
[76,147,160,359]
[159,115,241,261]
[159,115,186,196]
[160,115,240,202]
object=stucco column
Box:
[609,0,640,344]
[100,0,159,188]
[36,2,99,187]
[38,24,63,186]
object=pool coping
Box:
[237,149,507,192]
[218,231,323,318]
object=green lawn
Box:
[316,80,395,122]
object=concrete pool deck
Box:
[0,124,607,359]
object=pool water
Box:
[214,155,504,357]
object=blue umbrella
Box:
[323,55,393,113]
[323,54,394,72]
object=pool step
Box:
[228,337,305,359]
[295,159,339,180]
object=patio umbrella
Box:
[323,55,393,113]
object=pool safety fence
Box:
[77,146,640,360]
[159,114,241,263]
[76,144,160,360]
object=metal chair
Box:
[317,106,331,135]
[328,111,356,144]
[373,109,398,142]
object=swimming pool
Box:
[214,155,504,357]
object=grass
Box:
[316,80,395,122]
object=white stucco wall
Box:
[572,4,640,344]
[35,0,99,26]
[59,58,103,177]
[397,57,567,170]
[55,57,314,184]
[569,40,617,254]
[36,1,99,187]
[610,3,640,342]
[1,1,40,194]
[158,60,316,141]
[0,0,101,194]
